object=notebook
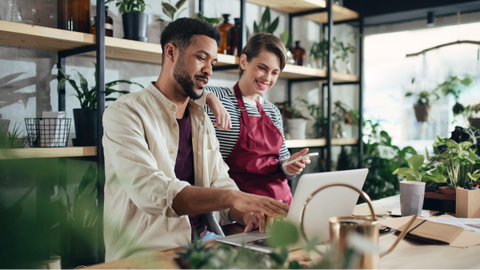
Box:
[216,168,369,253]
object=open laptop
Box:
[216,168,369,253]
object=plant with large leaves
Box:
[57,63,144,109]
[106,0,146,13]
[159,0,187,21]
[253,7,279,34]
[392,154,447,184]
[433,139,480,189]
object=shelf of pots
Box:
[106,0,149,42]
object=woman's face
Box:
[239,49,281,99]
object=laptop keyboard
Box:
[247,238,270,247]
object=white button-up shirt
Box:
[102,82,238,262]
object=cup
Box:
[399,181,425,216]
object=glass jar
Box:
[91,6,113,37]
[58,0,90,33]
[227,18,240,56]
[216,14,233,54]
[291,40,306,66]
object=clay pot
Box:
[438,186,456,195]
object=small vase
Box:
[286,51,295,65]
[227,18,240,56]
[217,14,233,54]
[291,40,306,66]
[287,118,307,139]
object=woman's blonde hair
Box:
[239,33,287,76]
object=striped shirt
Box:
[204,86,294,178]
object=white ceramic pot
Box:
[287,118,307,139]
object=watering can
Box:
[299,183,417,269]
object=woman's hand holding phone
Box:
[283,148,317,175]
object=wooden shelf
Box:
[0,21,357,82]
[246,0,359,23]
[0,20,240,66]
[0,146,97,160]
[226,63,359,81]
[285,138,358,148]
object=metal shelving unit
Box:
[200,0,364,171]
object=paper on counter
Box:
[424,217,480,234]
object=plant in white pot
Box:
[58,63,143,146]
[404,89,440,122]
[106,0,149,42]
[276,98,311,140]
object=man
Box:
[102,18,289,262]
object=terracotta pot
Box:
[413,104,431,122]
[438,186,456,195]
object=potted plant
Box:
[333,37,355,74]
[59,165,99,266]
[404,89,440,122]
[253,6,279,35]
[332,101,358,138]
[307,103,327,138]
[310,38,328,70]
[58,63,143,146]
[432,139,480,193]
[0,122,27,148]
[156,0,187,33]
[276,98,311,140]
[106,0,149,42]
[435,73,473,116]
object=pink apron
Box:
[224,83,293,205]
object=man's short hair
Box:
[160,18,222,63]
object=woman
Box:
[204,33,311,205]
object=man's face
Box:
[173,35,218,100]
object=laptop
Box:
[216,168,369,253]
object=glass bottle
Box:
[58,0,90,33]
[291,40,306,66]
[227,18,240,56]
[91,6,113,37]
[216,14,233,54]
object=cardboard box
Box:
[456,188,480,218]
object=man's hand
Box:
[206,92,232,131]
[285,148,311,175]
[228,191,289,231]
[231,191,289,217]
[243,212,267,233]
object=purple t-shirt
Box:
[174,109,207,240]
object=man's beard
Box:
[173,53,204,100]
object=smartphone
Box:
[282,152,319,167]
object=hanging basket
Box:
[413,104,431,122]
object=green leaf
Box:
[408,155,425,171]
[261,6,271,27]
[392,167,414,177]
[267,17,279,33]
[253,21,259,34]
[459,141,473,149]
[267,219,298,247]
[175,0,187,9]
[162,2,177,20]
[445,139,458,148]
